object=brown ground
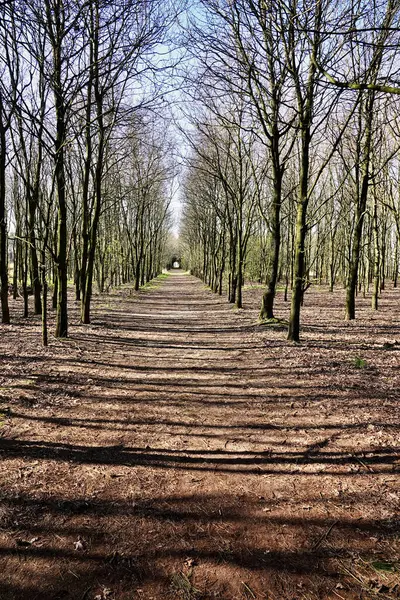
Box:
[0,271,399,600]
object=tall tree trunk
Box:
[134,254,142,291]
[55,201,68,337]
[29,198,42,315]
[371,186,380,310]
[288,193,308,341]
[260,165,282,319]
[82,4,104,324]
[0,95,10,324]
[41,248,48,347]
[79,7,94,313]
[345,93,374,320]
[394,235,399,288]
[48,4,68,338]
[288,120,312,341]
[287,0,322,342]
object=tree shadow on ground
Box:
[0,437,398,475]
[1,490,399,599]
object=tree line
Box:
[2,0,400,346]
[0,0,176,343]
[179,0,400,341]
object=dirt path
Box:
[0,272,399,599]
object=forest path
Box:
[64,270,266,456]
[1,271,399,599]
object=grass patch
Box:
[371,561,398,573]
[140,282,159,290]
[353,356,367,369]
[258,317,288,329]
[140,272,171,291]
[170,572,201,600]
[340,557,400,598]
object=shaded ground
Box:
[0,272,399,600]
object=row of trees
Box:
[3,0,400,345]
[0,0,176,342]
[180,0,400,341]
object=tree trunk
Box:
[81,4,105,324]
[51,11,68,338]
[288,196,308,342]
[288,120,311,342]
[0,95,10,324]
[29,198,42,315]
[134,257,141,291]
[260,169,282,320]
[55,207,68,337]
[371,189,380,310]
[42,250,48,347]
[345,96,374,320]
[79,18,94,311]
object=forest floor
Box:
[0,271,399,600]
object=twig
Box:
[354,456,375,472]
[241,581,256,598]
[81,588,92,600]
[313,520,338,550]
[67,569,80,579]
[339,564,364,585]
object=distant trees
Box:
[181,98,261,308]
[119,124,175,291]
[184,0,295,319]
[180,0,400,340]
